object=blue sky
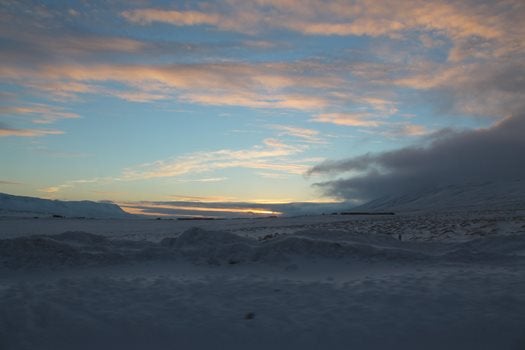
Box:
[1,0,523,215]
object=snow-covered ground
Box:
[1,210,525,350]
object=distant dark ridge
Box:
[338,212,395,216]
[0,192,132,219]
[177,217,221,221]
[355,180,525,213]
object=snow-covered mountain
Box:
[0,192,133,218]
[356,180,525,213]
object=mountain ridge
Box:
[0,192,132,218]
[356,180,525,213]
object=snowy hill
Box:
[356,180,525,213]
[0,192,132,218]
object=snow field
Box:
[1,211,524,350]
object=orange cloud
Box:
[0,127,64,137]
[122,9,222,26]
[1,62,334,110]
[270,124,326,144]
[312,113,383,127]
[122,0,519,61]
[1,104,80,124]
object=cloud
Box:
[378,123,429,137]
[119,200,348,218]
[1,1,522,124]
[312,113,383,127]
[0,61,336,110]
[121,9,222,26]
[38,177,105,195]
[111,90,170,103]
[175,177,227,183]
[257,172,290,179]
[16,32,147,55]
[0,123,64,137]
[309,114,525,202]
[0,104,80,124]
[4,1,520,124]
[182,91,328,110]
[0,180,22,185]
[270,124,325,144]
[34,138,317,196]
[167,194,236,202]
[122,1,524,60]
[38,185,71,194]
[122,138,310,180]
[312,113,428,137]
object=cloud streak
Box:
[0,180,22,185]
[123,0,524,60]
[0,123,64,137]
[0,104,80,124]
[312,113,383,127]
[270,124,325,144]
[1,61,339,111]
[119,200,348,218]
[122,138,311,180]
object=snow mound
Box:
[1,228,524,269]
[255,232,427,262]
[0,231,163,269]
[161,227,256,265]
[0,192,132,218]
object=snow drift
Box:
[2,227,524,269]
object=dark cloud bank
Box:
[309,114,525,204]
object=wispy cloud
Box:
[0,180,22,185]
[167,194,237,202]
[175,177,227,183]
[0,104,80,124]
[383,123,429,137]
[122,138,310,180]
[38,178,104,194]
[122,0,523,60]
[312,113,384,127]
[270,124,325,144]
[121,9,222,27]
[1,61,336,110]
[39,139,316,195]
[257,172,290,179]
[0,123,64,138]
[38,184,72,194]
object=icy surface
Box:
[1,211,524,350]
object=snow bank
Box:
[2,227,524,269]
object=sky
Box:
[1,0,524,216]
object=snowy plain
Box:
[1,210,525,350]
